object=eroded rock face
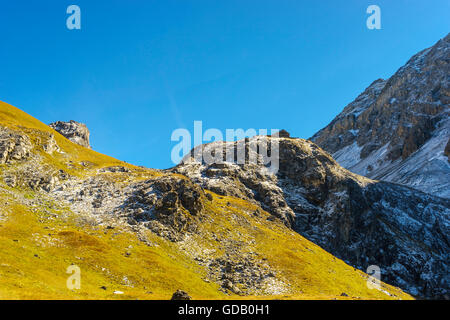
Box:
[118,176,206,241]
[310,33,450,198]
[0,126,32,164]
[173,137,299,227]
[174,135,450,299]
[49,120,91,148]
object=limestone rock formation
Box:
[310,33,450,198]
[49,120,91,148]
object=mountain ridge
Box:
[1,34,449,300]
[174,135,450,299]
[310,33,450,198]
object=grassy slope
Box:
[0,101,412,300]
[0,101,153,178]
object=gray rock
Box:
[174,135,450,299]
[171,290,191,300]
[0,126,32,164]
[43,134,60,154]
[49,120,91,148]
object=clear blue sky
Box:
[0,1,449,169]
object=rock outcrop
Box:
[49,120,91,148]
[0,126,32,164]
[310,33,450,198]
[174,135,450,299]
[120,176,206,241]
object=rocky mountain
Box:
[1,35,449,300]
[49,120,91,149]
[310,33,450,198]
[174,135,450,299]
[0,101,411,300]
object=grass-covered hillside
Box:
[0,101,412,300]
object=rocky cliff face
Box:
[173,135,450,299]
[310,33,450,198]
[49,120,91,149]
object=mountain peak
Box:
[310,32,450,198]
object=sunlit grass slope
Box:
[0,101,413,300]
[0,100,154,177]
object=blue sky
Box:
[0,1,449,169]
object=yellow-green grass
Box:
[0,190,412,300]
[0,198,224,300]
[0,100,161,178]
[189,193,413,300]
[0,100,413,300]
